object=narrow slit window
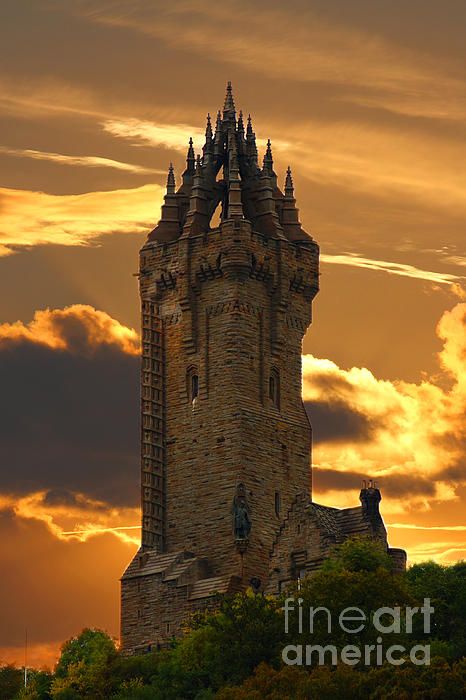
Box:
[191,373,199,400]
[269,368,280,408]
[275,491,281,517]
[187,367,199,402]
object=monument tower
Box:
[121,84,405,653]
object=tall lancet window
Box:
[269,368,280,409]
[187,366,199,403]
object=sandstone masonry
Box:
[120,84,406,654]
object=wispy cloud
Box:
[0,145,163,175]
[0,490,140,546]
[102,118,205,151]
[71,0,466,122]
[102,117,288,153]
[61,524,140,536]
[402,541,466,564]
[389,524,466,532]
[0,184,163,256]
[321,253,465,286]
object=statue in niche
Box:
[232,482,251,540]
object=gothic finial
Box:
[238,109,244,135]
[205,113,213,140]
[262,138,274,173]
[246,114,258,162]
[223,81,235,115]
[186,137,195,173]
[166,162,176,194]
[284,165,294,197]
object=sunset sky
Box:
[1,0,465,669]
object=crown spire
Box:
[223,81,235,116]
[284,165,294,197]
[166,162,176,194]
[150,85,314,244]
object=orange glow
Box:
[0,305,140,355]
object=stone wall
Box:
[121,217,319,652]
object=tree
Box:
[320,537,394,574]
[284,538,413,654]
[217,659,466,700]
[406,560,466,658]
[51,629,116,699]
[17,669,53,699]
[178,590,284,690]
[0,664,23,699]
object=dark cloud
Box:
[436,462,466,483]
[0,338,139,506]
[306,373,356,396]
[41,489,80,507]
[314,467,436,498]
[305,399,376,443]
[40,488,111,510]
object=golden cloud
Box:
[103,117,290,153]
[321,253,465,287]
[0,641,62,670]
[102,118,206,151]
[103,114,466,224]
[305,302,466,518]
[0,304,140,356]
[0,490,140,546]
[0,146,162,175]
[0,184,163,256]
[401,541,466,565]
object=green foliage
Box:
[0,664,23,699]
[182,590,284,688]
[54,628,116,679]
[321,536,394,573]
[51,628,116,700]
[17,669,53,699]
[217,658,466,700]
[5,542,465,699]
[286,544,412,651]
[406,560,466,658]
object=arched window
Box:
[269,368,280,408]
[187,367,199,402]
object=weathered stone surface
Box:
[120,85,405,654]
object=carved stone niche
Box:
[232,482,251,549]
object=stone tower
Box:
[120,84,405,653]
